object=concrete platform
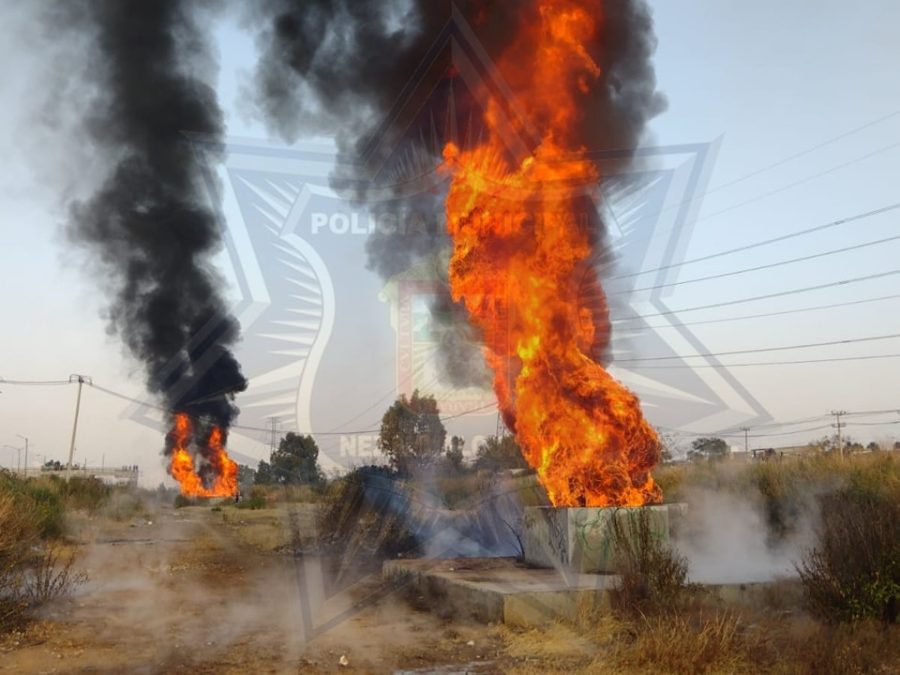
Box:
[383,557,619,626]
[384,556,800,627]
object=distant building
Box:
[24,465,140,486]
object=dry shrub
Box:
[608,507,692,616]
[1,477,87,633]
[102,490,147,521]
[316,466,419,565]
[602,611,773,674]
[798,490,900,623]
[235,485,268,510]
[22,542,87,607]
[0,493,37,631]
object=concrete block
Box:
[522,505,675,574]
[383,557,617,626]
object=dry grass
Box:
[500,622,596,673]
[500,611,900,674]
[789,620,900,675]
[597,611,774,674]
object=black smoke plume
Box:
[247,0,665,385]
[58,0,247,433]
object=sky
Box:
[0,1,898,486]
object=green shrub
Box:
[0,472,65,539]
[798,489,900,623]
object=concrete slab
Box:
[523,504,680,573]
[383,557,618,626]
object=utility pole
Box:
[831,410,847,459]
[741,427,750,459]
[67,374,91,480]
[16,435,28,477]
[4,445,21,474]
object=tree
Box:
[444,435,465,473]
[270,433,323,485]
[255,460,274,485]
[378,390,446,475]
[687,437,728,462]
[474,435,529,472]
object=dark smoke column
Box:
[62,1,246,439]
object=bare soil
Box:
[0,503,514,674]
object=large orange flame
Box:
[168,412,238,498]
[442,0,661,506]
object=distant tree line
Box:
[235,390,553,488]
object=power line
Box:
[320,369,445,434]
[661,423,834,439]
[611,233,900,297]
[0,377,72,386]
[706,110,900,194]
[631,110,900,229]
[611,202,900,281]
[616,332,900,363]
[617,293,900,330]
[662,405,900,439]
[721,414,833,432]
[714,408,900,436]
[630,268,900,319]
[697,140,900,224]
[622,352,900,369]
[843,408,900,417]
[82,380,496,436]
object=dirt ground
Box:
[0,502,548,674]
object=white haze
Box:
[673,486,817,584]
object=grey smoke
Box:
[246,0,666,387]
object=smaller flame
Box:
[168,412,238,498]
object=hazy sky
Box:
[1,1,898,485]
